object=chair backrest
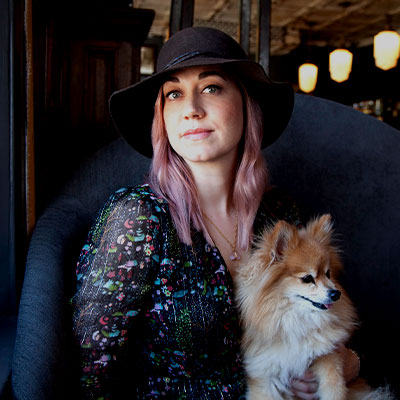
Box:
[12,93,400,399]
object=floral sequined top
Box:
[71,184,303,399]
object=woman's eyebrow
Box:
[164,76,179,83]
[164,70,227,83]
[198,70,227,80]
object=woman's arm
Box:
[291,346,360,399]
[71,189,161,399]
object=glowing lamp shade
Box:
[298,63,318,93]
[373,30,400,70]
[329,49,353,82]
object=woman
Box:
[72,27,359,399]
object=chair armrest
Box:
[12,194,91,400]
[0,316,17,399]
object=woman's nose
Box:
[183,95,205,119]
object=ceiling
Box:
[134,0,400,56]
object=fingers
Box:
[300,370,318,382]
[292,388,320,400]
[291,378,319,392]
[291,370,319,400]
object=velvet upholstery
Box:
[11,94,400,399]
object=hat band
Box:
[162,50,229,70]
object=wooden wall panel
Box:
[32,5,153,215]
[85,47,115,125]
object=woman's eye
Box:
[165,91,181,100]
[301,275,315,284]
[203,85,220,94]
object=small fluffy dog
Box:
[235,215,393,400]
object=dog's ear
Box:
[269,220,294,263]
[307,214,333,244]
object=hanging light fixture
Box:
[373,30,400,70]
[329,49,353,82]
[298,63,318,93]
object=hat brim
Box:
[109,58,294,158]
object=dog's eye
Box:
[326,270,331,279]
[301,275,315,284]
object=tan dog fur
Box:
[235,215,393,400]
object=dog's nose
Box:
[328,289,341,301]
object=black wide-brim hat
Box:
[109,26,294,158]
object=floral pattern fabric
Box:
[71,184,303,399]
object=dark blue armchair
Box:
[11,94,400,399]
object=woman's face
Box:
[162,65,244,166]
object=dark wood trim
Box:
[239,0,251,56]
[11,0,28,307]
[170,0,182,37]
[169,0,194,37]
[258,0,271,74]
[181,0,194,30]
[25,0,35,239]
[1,0,18,314]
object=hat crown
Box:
[157,27,248,72]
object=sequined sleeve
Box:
[71,188,162,399]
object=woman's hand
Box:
[291,370,319,400]
[290,346,360,399]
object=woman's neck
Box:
[186,157,243,276]
[187,160,236,217]
[189,161,242,277]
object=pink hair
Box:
[149,76,268,252]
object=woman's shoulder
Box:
[107,184,168,211]
[92,185,168,234]
[89,184,168,246]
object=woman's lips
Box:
[182,128,213,140]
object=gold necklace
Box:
[202,210,240,261]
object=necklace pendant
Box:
[230,251,240,261]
